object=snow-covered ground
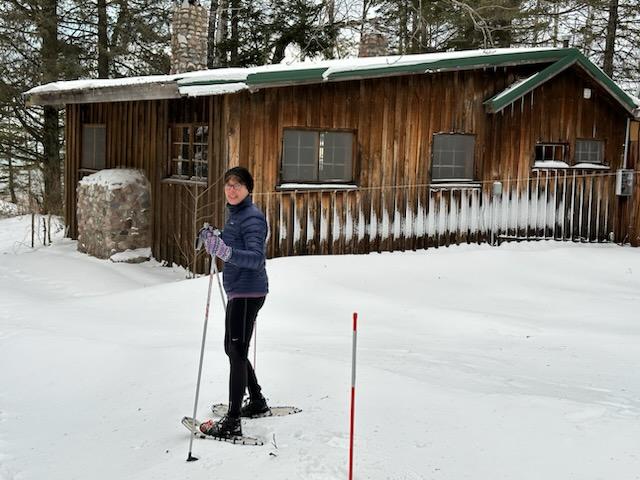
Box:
[1,214,639,480]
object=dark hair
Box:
[224,166,254,193]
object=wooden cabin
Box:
[25,47,640,271]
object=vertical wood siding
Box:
[65,97,226,272]
[65,65,637,272]
[229,66,632,259]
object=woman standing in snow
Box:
[198,166,270,439]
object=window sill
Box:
[429,182,481,189]
[161,177,208,187]
[533,161,570,169]
[276,183,358,192]
[572,163,609,170]
[532,162,609,170]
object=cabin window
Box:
[575,139,604,165]
[431,134,475,182]
[534,143,567,162]
[81,124,106,171]
[167,124,208,183]
[281,129,354,183]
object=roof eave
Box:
[25,82,181,107]
[572,56,638,116]
[484,53,578,114]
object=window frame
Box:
[534,142,568,163]
[165,123,209,185]
[80,124,106,173]
[279,128,356,185]
[574,138,605,165]
[430,133,476,183]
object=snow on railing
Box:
[253,170,617,256]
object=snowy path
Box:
[1,215,639,479]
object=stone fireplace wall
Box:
[171,1,208,73]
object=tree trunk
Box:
[399,0,407,54]
[410,0,418,53]
[8,147,17,204]
[207,0,218,68]
[214,0,229,67]
[39,0,62,215]
[323,0,336,59]
[97,0,109,78]
[603,0,619,77]
[230,0,239,65]
[552,2,559,47]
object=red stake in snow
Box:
[349,312,358,480]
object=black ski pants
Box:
[224,296,265,418]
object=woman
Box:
[199,166,270,439]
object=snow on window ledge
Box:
[572,163,609,170]
[429,182,481,189]
[532,160,570,169]
[533,161,610,170]
[161,176,208,187]
[276,183,358,191]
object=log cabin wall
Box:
[65,64,636,270]
[65,96,227,272]
[226,65,631,258]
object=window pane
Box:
[94,126,106,169]
[282,130,318,182]
[81,126,94,169]
[320,132,353,182]
[575,140,603,164]
[195,125,208,144]
[81,125,106,170]
[180,144,190,160]
[181,126,190,143]
[535,143,566,162]
[194,146,208,179]
[432,134,475,181]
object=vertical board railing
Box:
[255,171,618,258]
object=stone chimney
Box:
[171,1,208,73]
[358,32,388,58]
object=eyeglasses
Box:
[224,182,245,191]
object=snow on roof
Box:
[179,82,248,97]
[26,47,561,99]
[319,46,558,78]
[79,169,148,190]
[489,72,541,104]
[26,74,182,96]
[23,46,640,115]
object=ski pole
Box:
[348,312,358,480]
[214,258,227,309]
[186,259,218,462]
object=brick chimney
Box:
[171,1,208,73]
[358,32,388,58]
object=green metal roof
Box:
[245,68,328,86]
[25,47,639,117]
[323,48,571,82]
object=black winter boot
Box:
[240,395,270,418]
[200,414,242,438]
